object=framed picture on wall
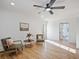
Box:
[20,22,29,31]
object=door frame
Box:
[59,22,69,41]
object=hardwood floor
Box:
[0,41,76,59]
[76,49,79,59]
[49,40,76,49]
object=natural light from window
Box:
[46,40,76,54]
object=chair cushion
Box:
[6,39,14,47]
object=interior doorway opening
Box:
[59,23,69,41]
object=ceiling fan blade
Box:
[38,9,46,14]
[33,5,45,8]
[48,0,56,7]
[49,10,53,14]
[51,6,65,9]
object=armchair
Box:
[0,37,23,54]
[36,34,45,44]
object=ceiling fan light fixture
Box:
[11,2,15,6]
[46,8,51,11]
[33,0,65,15]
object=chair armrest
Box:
[13,40,22,45]
[13,40,23,49]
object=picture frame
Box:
[20,22,29,31]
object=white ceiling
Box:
[0,0,79,21]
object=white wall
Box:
[47,21,59,40]
[0,9,44,51]
[47,17,77,43]
[76,18,79,49]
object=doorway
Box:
[59,23,69,41]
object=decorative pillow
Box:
[6,39,14,47]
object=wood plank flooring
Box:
[76,49,79,59]
[0,41,76,59]
[49,40,76,49]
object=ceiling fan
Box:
[33,0,65,14]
